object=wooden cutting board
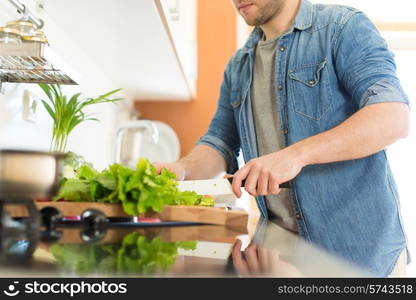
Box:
[7,201,248,230]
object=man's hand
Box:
[232,147,306,197]
[232,240,269,275]
[152,162,186,180]
[231,239,302,277]
[152,145,227,181]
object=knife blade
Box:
[177,177,290,196]
[177,178,234,196]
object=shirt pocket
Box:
[288,60,332,120]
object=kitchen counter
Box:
[0,217,368,277]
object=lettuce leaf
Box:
[55,178,91,202]
[50,233,197,275]
[54,158,214,215]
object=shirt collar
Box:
[293,0,313,30]
[242,0,313,51]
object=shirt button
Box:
[279,46,286,52]
[283,129,289,135]
[308,80,316,85]
[278,84,284,91]
[295,213,301,220]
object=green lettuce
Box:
[63,151,94,179]
[55,158,214,215]
[50,233,197,275]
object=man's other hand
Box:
[152,161,186,181]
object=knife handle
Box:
[226,176,291,189]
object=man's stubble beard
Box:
[245,0,285,26]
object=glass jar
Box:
[32,30,48,44]
[21,36,48,44]
[0,27,22,44]
[34,30,45,38]
[0,27,21,76]
[6,20,36,36]
[21,36,48,67]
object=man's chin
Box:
[242,18,257,27]
[240,15,263,27]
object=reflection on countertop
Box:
[0,218,369,277]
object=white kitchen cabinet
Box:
[159,0,198,98]
[32,0,197,101]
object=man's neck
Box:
[260,0,301,41]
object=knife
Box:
[177,177,290,196]
[224,176,291,190]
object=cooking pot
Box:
[0,149,65,199]
[0,149,65,262]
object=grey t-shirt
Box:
[251,36,298,233]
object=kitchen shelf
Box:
[0,42,80,86]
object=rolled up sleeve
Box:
[196,62,241,174]
[333,12,409,109]
[360,78,409,108]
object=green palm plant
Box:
[38,84,123,152]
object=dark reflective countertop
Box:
[0,217,369,277]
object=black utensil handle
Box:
[226,177,291,189]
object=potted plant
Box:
[38,84,123,153]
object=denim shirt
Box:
[197,0,410,276]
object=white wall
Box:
[386,50,416,277]
[0,0,133,170]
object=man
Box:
[154,0,410,276]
